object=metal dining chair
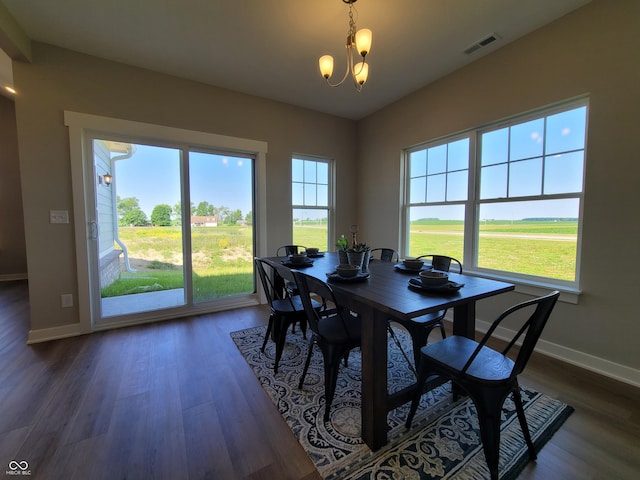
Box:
[292,270,362,422]
[406,290,560,480]
[255,257,314,373]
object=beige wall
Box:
[0,94,27,278]
[358,0,640,372]
[12,43,358,332]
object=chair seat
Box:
[271,296,320,315]
[422,336,515,382]
[317,314,362,344]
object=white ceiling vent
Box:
[464,33,500,55]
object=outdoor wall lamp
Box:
[99,173,112,186]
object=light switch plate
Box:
[60,294,73,308]
[50,210,69,224]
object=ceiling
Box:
[2,0,591,119]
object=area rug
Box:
[231,325,573,479]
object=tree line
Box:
[116,196,252,227]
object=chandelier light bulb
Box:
[355,29,372,57]
[353,61,369,85]
[319,55,335,79]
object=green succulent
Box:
[349,242,370,253]
[336,234,349,251]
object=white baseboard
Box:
[26,296,261,343]
[0,273,28,281]
[27,323,84,344]
[474,318,640,388]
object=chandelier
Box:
[318,0,372,92]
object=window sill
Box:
[463,269,581,304]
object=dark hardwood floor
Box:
[1,280,638,479]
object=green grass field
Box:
[409,220,577,280]
[293,224,329,251]
[102,220,577,299]
[102,225,255,301]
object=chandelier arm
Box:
[351,65,364,92]
[352,56,366,76]
[324,47,355,88]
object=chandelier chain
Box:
[348,4,357,39]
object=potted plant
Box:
[336,234,349,264]
[347,242,371,271]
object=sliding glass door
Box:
[95,140,186,318]
[91,138,255,324]
[189,150,254,303]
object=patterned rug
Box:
[231,325,573,479]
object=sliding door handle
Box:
[89,221,98,240]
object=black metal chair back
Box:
[480,290,560,379]
[417,254,462,273]
[293,271,351,342]
[276,244,306,256]
[370,248,399,262]
[255,257,282,305]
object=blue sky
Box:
[113,145,253,217]
[409,105,586,221]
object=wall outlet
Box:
[50,210,69,224]
[60,294,73,308]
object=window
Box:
[292,156,332,251]
[406,137,469,261]
[404,98,587,290]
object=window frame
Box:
[65,110,268,334]
[403,132,473,265]
[403,97,588,300]
[291,154,334,251]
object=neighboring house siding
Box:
[191,216,218,227]
[95,140,115,258]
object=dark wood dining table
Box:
[264,252,514,450]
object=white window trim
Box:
[402,97,587,303]
[291,154,334,250]
[65,111,268,333]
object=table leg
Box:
[360,307,389,450]
[452,301,476,338]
